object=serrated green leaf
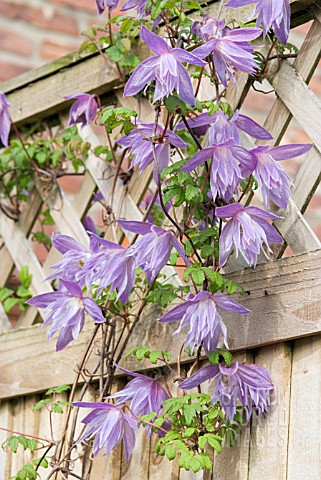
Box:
[9,437,19,453]
[165,444,176,460]
[190,456,201,473]
[18,436,28,450]
[191,269,205,286]
[27,439,37,453]
[185,184,200,202]
[207,436,222,453]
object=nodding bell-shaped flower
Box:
[216,203,283,268]
[65,93,98,128]
[180,361,273,422]
[226,0,291,46]
[159,291,250,354]
[96,0,120,14]
[73,402,136,461]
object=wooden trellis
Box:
[1,0,321,478]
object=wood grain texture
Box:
[248,343,292,479]
[287,335,321,480]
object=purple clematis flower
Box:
[0,92,11,147]
[249,144,312,209]
[193,16,262,86]
[226,0,290,45]
[121,0,149,19]
[180,361,273,421]
[96,0,120,14]
[46,234,91,283]
[27,280,105,351]
[79,234,136,304]
[216,203,283,267]
[177,109,272,144]
[124,25,207,105]
[74,402,136,461]
[65,93,98,128]
[181,139,254,202]
[117,122,187,181]
[159,291,250,354]
[82,216,97,235]
[110,364,169,417]
[118,220,191,282]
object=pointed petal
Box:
[181,147,214,172]
[268,143,312,160]
[141,25,170,54]
[235,114,273,140]
[117,219,154,236]
[179,364,219,390]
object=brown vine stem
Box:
[152,109,203,265]
[123,406,168,434]
[0,426,52,444]
[54,324,100,476]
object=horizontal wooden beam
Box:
[1,249,321,400]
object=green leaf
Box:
[16,286,32,298]
[35,152,46,164]
[169,252,179,266]
[190,456,201,473]
[149,350,161,364]
[208,348,233,368]
[9,437,19,453]
[32,457,49,468]
[200,245,215,259]
[191,269,205,286]
[184,427,195,438]
[135,346,150,360]
[207,436,222,453]
[119,53,140,68]
[0,287,14,302]
[185,184,200,202]
[106,45,123,62]
[51,403,63,414]
[45,385,71,395]
[4,297,20,313]
[18,436,28,450]
[27,439,37,453]
[165,444,176,460]
[164,95,187,115]
[32,398,52,411]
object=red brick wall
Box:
[0,0,110,82]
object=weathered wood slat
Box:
[248,343,292,479]
[287,335,321,479]
[0,212,53,301]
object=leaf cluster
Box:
[0,265,32,314]
[125,346,171,365]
